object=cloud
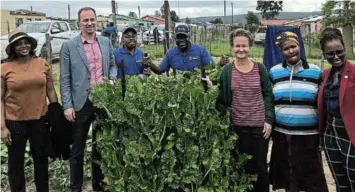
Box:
[1,0,325,19]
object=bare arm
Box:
[1,77,6,128]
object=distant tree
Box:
[170,10,180,22]
[154,10,161,17]
[160,4,179,22]
[160,5,165,18]
[210,18,223,24]
[256,1,283,19]
[128,11,138,18]
[185,17,191,24]
[322,1,355,27]
[245,11,260,32]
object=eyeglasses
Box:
[324,50,345,59]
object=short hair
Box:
[319,27,344,52]
[77,7,96,21]
[229,28,254,47]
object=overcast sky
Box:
[1,0,325,19]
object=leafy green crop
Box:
[90,70,255,192]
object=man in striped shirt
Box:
[268,31,328,192]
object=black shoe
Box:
[93,181,108,192]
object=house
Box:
[300,15,323,35]
[1,9,46,35]
[141,15,165,25]
[260,19,290,26]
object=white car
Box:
[254,26,267,44]
[1,20,79,62]
[142,30,164,44]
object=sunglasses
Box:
[324,50,345,59]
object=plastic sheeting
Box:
[262,25,307,71]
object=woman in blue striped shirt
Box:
[268,31,328,192]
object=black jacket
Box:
[45,103,73,160]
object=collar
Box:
[282,58,309,69]
[80,32,97,43]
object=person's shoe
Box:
[93,181,108,192]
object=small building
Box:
[141,15,165,25]
[1,9,47,35]
[300,16,323,35]
[260,19,289,26]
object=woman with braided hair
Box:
[268,31,328,192]
[317,27,355,192]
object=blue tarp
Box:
[263,25,307,71]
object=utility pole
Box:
[116,2,118,14]
[111,0,116,25]
[164,0,170,52]
[178,0,180,19]
[138,6,141,18]
[68,4,71,19]
[231,2,234,25]
[224,0,226,24]
[30,6,32,15]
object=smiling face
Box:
[123,31,137,49]
[232,36,250,59]
[78,9,96,35]
[175,34,189,50]
[281,40,300,65]
[14,38,31,57]
[324,39,346,68]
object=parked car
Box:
[254,26,267,44]
[142,29,164,45]
[1,20,79,62]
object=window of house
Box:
[27,18,32,22]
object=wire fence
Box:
[2,19,355,66]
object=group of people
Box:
[1,6,354,192]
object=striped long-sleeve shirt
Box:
[269,60,322,135]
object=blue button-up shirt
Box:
[113,46,144,78]
[160,44,214,72]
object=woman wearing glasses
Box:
[318,28,355,192]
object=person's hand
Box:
[201,76,213,88]
[143,68,151,77]
[219,55,230,67]
[142,57,152,68]
[64,108,76,122]
[1,126,11,145]
[263,122,272,139]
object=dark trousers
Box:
[324,116,355,192]
[5,118,48,192]
[233,125,270,192]
[70,99,104,192]
[269,131,328,192]
[154,36,159,44]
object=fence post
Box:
[45,33,52,65]
[7,20,10,34]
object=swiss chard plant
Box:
[90,69,255,192]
